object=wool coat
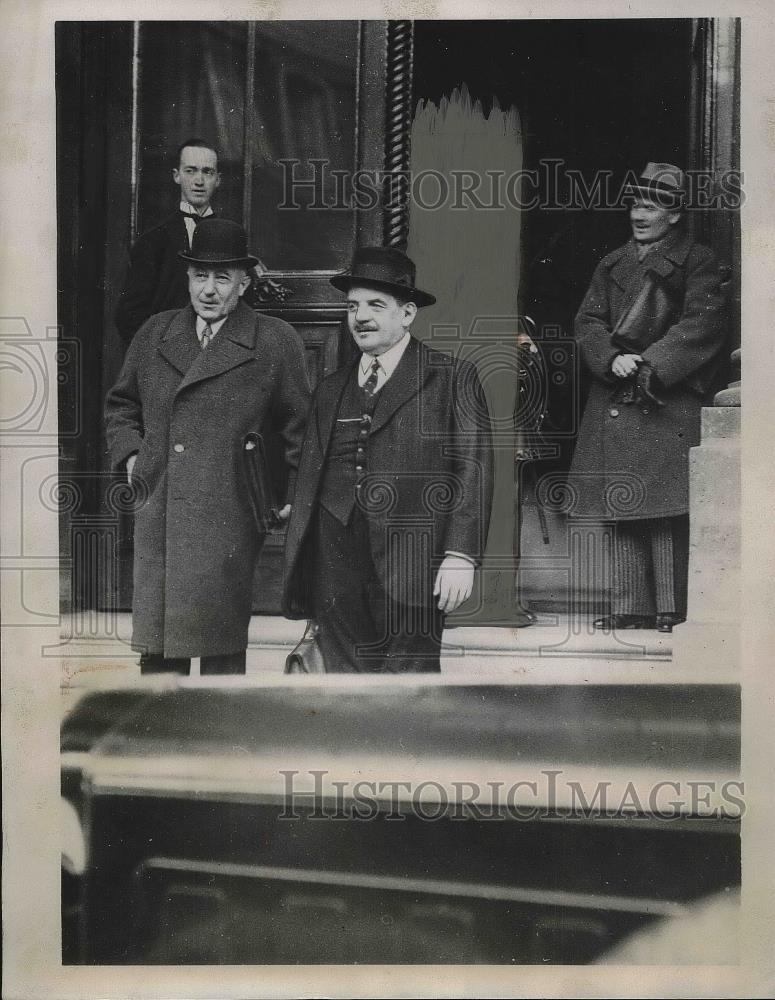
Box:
[568,228,727,521]
[282,336,494,619]
[115,212,195,342]
[105,300,310,657]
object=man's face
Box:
[629,198,681,244]
[173,146,220,210]
[188,266,250,322]
[346,285,417,356]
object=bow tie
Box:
[181,212,206,225]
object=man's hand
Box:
[277,504,292,521]
[611,353,643,378]
[433,554,475,614]
[125,453,138,485]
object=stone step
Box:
[55,614,737,693]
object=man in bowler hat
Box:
[568,163,727,633]
[105,218,310,673]
[283,246,494,672]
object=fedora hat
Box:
[179,217,259,269]
[624,162,686,207]
[330,246,436,307]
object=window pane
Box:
[136,22,246,235]
[250,21,359,270]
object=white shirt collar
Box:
[180,201,214,218]
[360,331,411,380]
[196,314,228,340]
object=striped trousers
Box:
[612,515,689,617]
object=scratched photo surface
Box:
[3,3,773,999]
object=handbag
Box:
[284,620,327,674]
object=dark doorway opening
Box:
[413,19,695,611]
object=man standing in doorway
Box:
[106,218,310,674]
[115,138,221,341]
[283,246,494,672]
[568,163,727,633]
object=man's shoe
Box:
[593,614,656,630]
[655,613,686,634]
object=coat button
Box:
[173,443,185,453]
[642,407,650,415]
[355,465,363,472]
[609,408,619,418]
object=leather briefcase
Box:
[285,621,327,674]
[243,431,283,534]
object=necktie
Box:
[181,211,203,225]
[200,323,213,350]
[362,358,381,397]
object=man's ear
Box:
[402,301,418,327]
[214,171,221,190]
[668,209,682,227]
[237,271,252,297]
[172,167,181,187]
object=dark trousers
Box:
[139,650,247,675]
[312,506,443,673]
[612,515,689,617]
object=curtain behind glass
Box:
[250,21,359,269]
[135,20,359,270]
[136,22,246,234]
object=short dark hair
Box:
[175,138,219,168]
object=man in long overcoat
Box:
[282,246,494,672]
[105,218,310,673]
[568,163,727,632]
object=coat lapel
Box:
[315,361,357,453]
[369,336,427,436]
[165,212,190,252]
[175,301,258,393]
[609,242,640,294]
[609,229,691,322]
[642,228,692,278]
[157,305,201,375]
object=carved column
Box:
[383,21,414,249]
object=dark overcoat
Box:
[115,212,193,342]
[568,229,727,521]
[282,337,494,618]
[105,300,310,657]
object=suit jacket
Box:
[104,300,311,657]
[568,228,727,520]
[115,212,196,342]
[282,337,494,617]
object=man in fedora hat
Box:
[115,138,223,342]
[282,246,494,672]
[106,217,310,673]
[568,162,727,633]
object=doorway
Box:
[412,18,695,614]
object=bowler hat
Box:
[624,162,686,208]
[179,217,259,269]
[330,246,436,307]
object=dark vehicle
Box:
[61,681,740,964]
